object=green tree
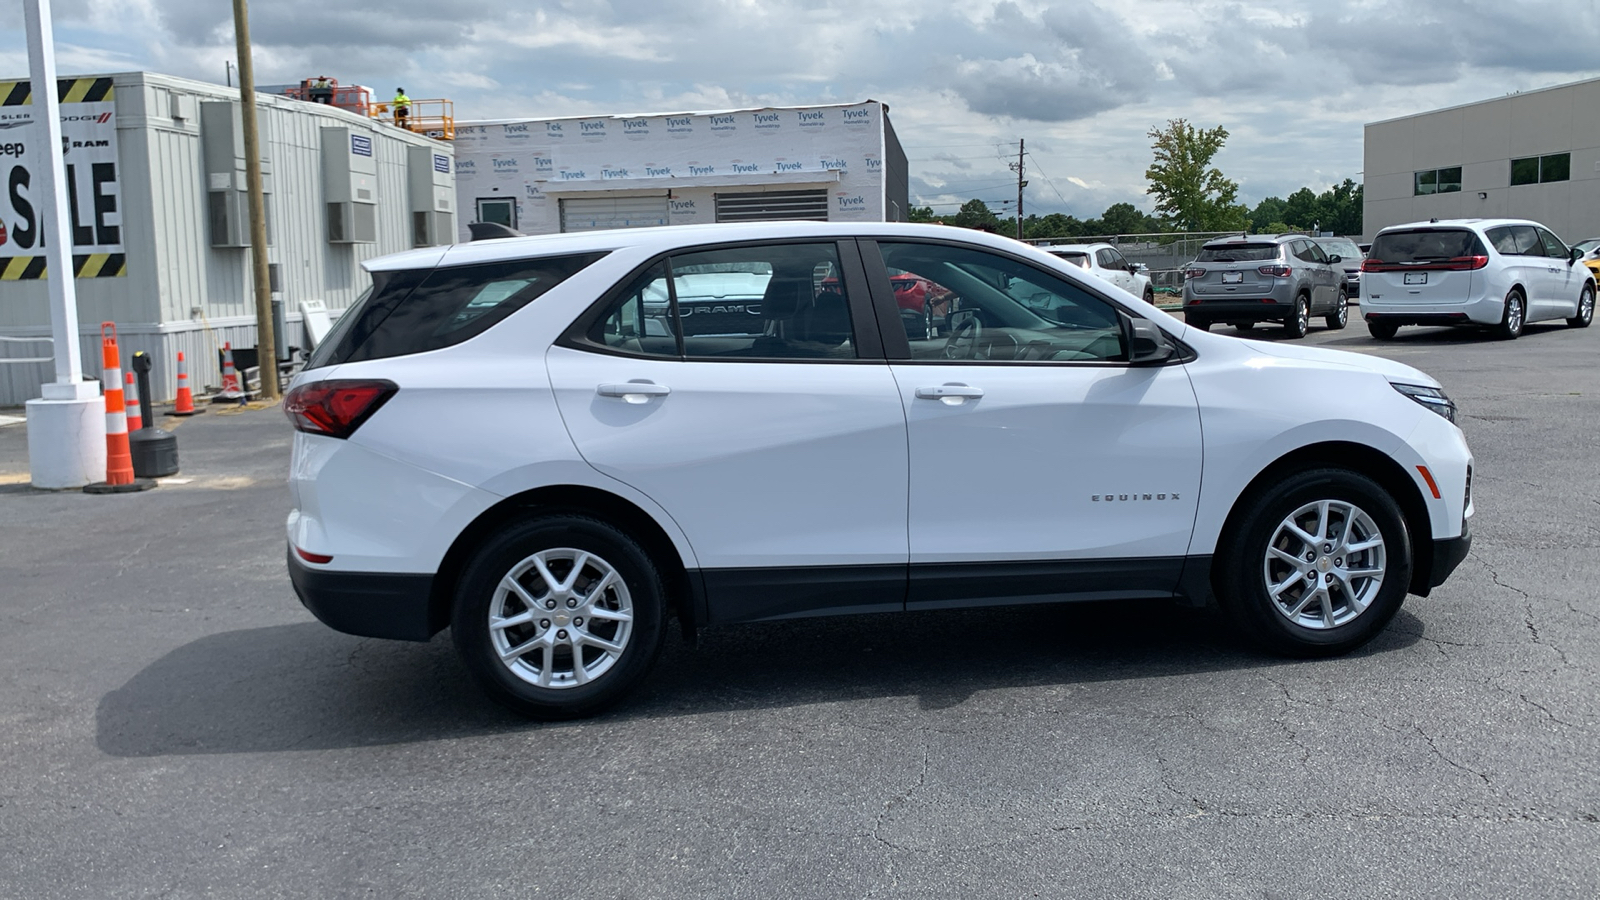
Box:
[1145,118,1248,232]
[949,198,1002,231]
[1101,202,1156,235]
[1262,221,1293,235]
[1282,187,1320,230]
[1317,179,1363,235]
[1025,212,1084,240]
[1249,196,1287,232]
[908,205,937,223]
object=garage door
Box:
[714,190,830,223]
[559,196,670,232]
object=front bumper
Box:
[288,545,441,642]
[1429,524,1471,590]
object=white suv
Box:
[1361,218,1596,339]
[285,222,1474,719]
[1041,242,1155,303]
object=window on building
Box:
[1511,153,1570,186]
[1413,166,1462,196]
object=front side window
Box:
[1537,228,1567,259]
[878,241,1126,363]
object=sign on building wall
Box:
[0,77,125,280]
[453,102,886,239]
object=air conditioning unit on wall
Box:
[322,126,379,244]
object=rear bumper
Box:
[1360,293,1503,326]
[1361,311,1476,328]
[287,545,442,641]
[1181,297,1293,322]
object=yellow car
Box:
[1577,238,1600,283]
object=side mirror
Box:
[1571,247,1585,264]
[1328,254,1342,264]
[1123,315,1176,365]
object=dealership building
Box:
[0,71,454,406]
[451,100,907,238]
[1364,76,1600,242]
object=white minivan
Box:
[1361,218,1595,339]
[285,222,1474,718]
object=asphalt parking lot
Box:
[1,315,1597,898]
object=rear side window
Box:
[1196,243,1280,262]
[316,252,607,367]
[1368,229,1486,264]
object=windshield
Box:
[1369,229,1485,264]
[1314,238,1363,260]
[1196,243,1280,262]
[1573,238,1600,256]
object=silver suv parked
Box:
[1182,234,1347,337]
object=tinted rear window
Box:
[1196,243,1280,262]
[1048,251,1091,268]
[1369,229,1485,263]
[311,252,607,367]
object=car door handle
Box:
[598,382,670,403]
[915,384,984,405]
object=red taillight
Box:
[1184,267,1206,279]
[1258,265,1292,278]
[283,379,398,439]
[1363,255,1488,272]
[1447,255,1489,270]
[1361,258,1382,273]
[294,545,334,564]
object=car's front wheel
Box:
[452,514,667,719]
[1215,468,1412,657]
[1568,282,1594,328]
[1143,285,1156,305]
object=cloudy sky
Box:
[4,0,1599,219]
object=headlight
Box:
[1392,382,1457,424]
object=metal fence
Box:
[1027,231,1246,296]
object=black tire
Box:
[1367,320,1399,340]
[1143,286,1156,305]
[1495,288,1525,340]
[1284,293,1310,338]
[1186,316,1212,332]
[452,514,668,719]
[1214,467,1413,657]
[1325,290,1349,329]
[1234,322,1254,333]
[1568,282,1594,328]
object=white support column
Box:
[23,0,105,489]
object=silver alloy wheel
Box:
[489,548,635,689]
[1507,294,1524,333]
[1580,287,1595,324]
[1261,499,1386,630]
[1334,295,1348,326]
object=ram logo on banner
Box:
[0,77,125,280]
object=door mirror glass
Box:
[1327,254,1342,264]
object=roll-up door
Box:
[714,189,829,223]
[559,195,670,232]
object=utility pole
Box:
[230,0,279,399]
[1008,139,1028,240]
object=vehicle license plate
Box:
[1404,272,1428,285]
[1222,272,1243,284]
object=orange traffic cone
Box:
[171,351,199,416]
[124,370,142,432]
[84,323,154,494]
[214,341,245,404]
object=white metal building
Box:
[0,71,455,405]
[1364,76,1600,242]
[451,100,908,239]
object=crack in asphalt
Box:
[1468,551,1573,667]
[863,730,929,899]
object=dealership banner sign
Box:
[0,76,126,280]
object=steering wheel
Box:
[942,315,982,359]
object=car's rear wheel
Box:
[1568,282,1594,328]
[1143,286,1156,305]
[1284,293,1310,338]
[1367,320,1399,339]
[1216,468,1412,657]
[1325,290,1349,329]
[1233,322,1254,333]
[1185,315,1212,331]
[452,514,667,719]
[1496,288,1525,340]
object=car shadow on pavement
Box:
[97,602,1424,756]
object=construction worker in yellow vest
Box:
[393,88,411,130]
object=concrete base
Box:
[26,394,106,489]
